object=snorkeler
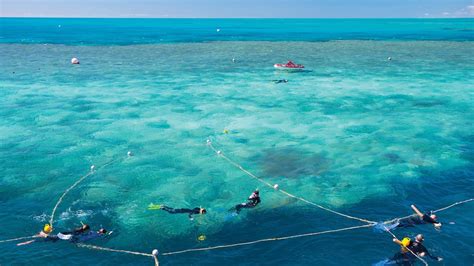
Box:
[71,228,110,243]
[410,234,443,261]
[389,234,442,264]
[272,79,288,84]
[231,189,261,214]
[16,223,91,246]
[159,205,207,220]
[387,236,416,265]
[396,204,442,229]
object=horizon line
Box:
[1,16,473,19]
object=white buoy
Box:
[273,184,279,190]
[127,151,133,157]
[216,28,221,32]
[90,165,95,172]
[152,249,159,256]
[232,58,236,63]
[387,57,392,61]
[217,150,222,155]
[71,57,80,64]
[206,139,211,145]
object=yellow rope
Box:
[207,141,376,225]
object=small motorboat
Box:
[274,60,304,70]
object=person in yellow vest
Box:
[16,223,90,246]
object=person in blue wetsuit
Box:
[71,228,109,243]
[160,206,207,220]
[231,190,261,214]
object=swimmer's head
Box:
[43,224,53,234]
[98,228,107,234]
[254,189,259,194]
[415,234,424,242]
[82,224,90,231]
[401,237,411,247]
[430,214,437,221]
[199,208,207,215]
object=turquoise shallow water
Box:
[1,19,474,265]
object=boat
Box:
[274,60,304,70]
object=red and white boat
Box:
[274,60,304,70]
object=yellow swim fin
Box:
[148,203,162,210]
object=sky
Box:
[1,0,474,18]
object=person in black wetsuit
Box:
[71,228,109,243]
[231,190,261,214]
[272,79,288,84]
[396,204,442,229]
[410,234,443,261]
[160,206,207,220]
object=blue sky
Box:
[2,0,474,18]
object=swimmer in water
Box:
[231,189,261,214]
[16,223,91,246]
[160,206,207,220]
[390,234,442,264]
[410,234,443,261]
[71,228,109,243]
[396,204,442,229]
[272,79,288,84]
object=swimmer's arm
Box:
[392,238,402,245]
[16,240,36,246]
[419,246,441,261]
[410,204,424,218]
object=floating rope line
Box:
[384,197,474,225]
[76,243,159,266]
[432,198,474,213]
[161,224,373,256]
[2,144,473,266]
[49,156,124,227]
[0,236,35,243]
[206,140,375,225]
[384,229,429,266]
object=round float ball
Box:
[90,165,95,171]
[127,151,133,157]
[273,184,279,190]
[71,57,80,64]
[152,249,159,256]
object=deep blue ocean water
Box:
[1,18,474,44]
[0,19,473,265]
